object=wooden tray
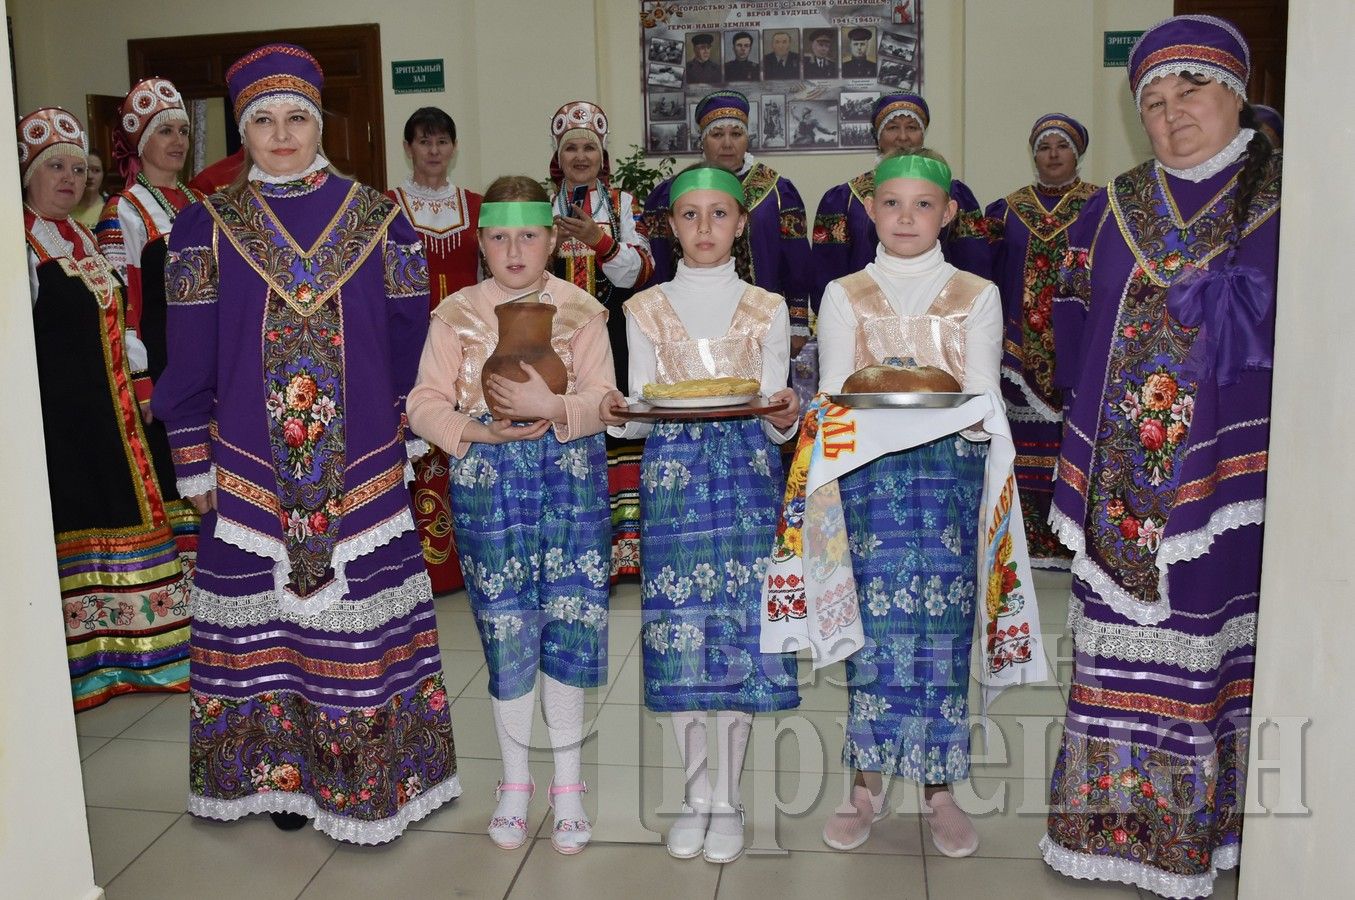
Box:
[615,396,790,421]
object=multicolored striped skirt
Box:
[187,515,459,844]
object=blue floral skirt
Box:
[839,433,986,783]
[639,419,799,713]
[449,428,610,700]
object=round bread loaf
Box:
[842,364,961,393]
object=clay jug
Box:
[481,292,569,419]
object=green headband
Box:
[670,167,744,205]
[873,154,952,193]
[478,201,554,228]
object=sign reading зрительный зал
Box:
[1102,31,1145,68]
[392,59,446,94]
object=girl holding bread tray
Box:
[814,150,1005,859]
[599,162,801,864]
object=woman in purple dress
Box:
[985,115,1098,568]
[151,43,459,843]
[1040,17,1279,897]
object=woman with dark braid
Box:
[1040,15,1280,898]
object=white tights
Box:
[491,675,588,822]
[671,710,752,834]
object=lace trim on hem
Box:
[192,569,431,632]
[281,571,350,617]
[177,466,216,498]
[1040,834,1226,898]
[1159,499,1265,567]
[1181,416,1269,461]
[1048,506,1086,554]
[1068,595,1257,671]
[1064,419,1094,450]
[213,517,286,562]
[1051,291,1088,312]
[277,510,417,617]
[213,510,416,617]
[1001,368,1062,423]
[1030,556,1072,571]
[1064,498,1265,627]
[1071,553,1171,625]
[402,434,425,484]
[188,774,462,846]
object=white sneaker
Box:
[923,789,979,858]
[702,802,745,864]
[666,796,711,859]
[822,784,888,851]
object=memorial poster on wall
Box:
[640,1,923,155]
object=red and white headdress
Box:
[551,100,608,150]
[17,107,87,186]
[120,78,189,156]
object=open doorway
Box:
[1174,0,1287,109]
[87,23,387,189]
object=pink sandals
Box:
[548,781,592,855]
[488,780,534,850]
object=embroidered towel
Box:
[760,391,1047,708]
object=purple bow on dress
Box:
[1167,262,1274,387]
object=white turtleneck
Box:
[610,258,794,443]
[817,242,1003,428]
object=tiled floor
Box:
[78,570,1240,899]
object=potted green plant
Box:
[610,144,676,205]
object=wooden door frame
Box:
[1173,0,1286,110]
[126,23,386,187]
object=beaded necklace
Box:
[256,168,330,199]
[26,206,117,309]
[26,206,74,259]
[136,171,198,219]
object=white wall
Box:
[960,0,1168,205]
[9,0,1168,209]
[1242,0,1355,896]
[11,4,1346,897]
[7,0,486,188]
[598,0,1169,212]
[0,2,102,897]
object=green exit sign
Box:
[1103,31,1144,68]
[392,59,445,94]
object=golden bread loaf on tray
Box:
[642,377,760,400]
[842,364,960,394]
